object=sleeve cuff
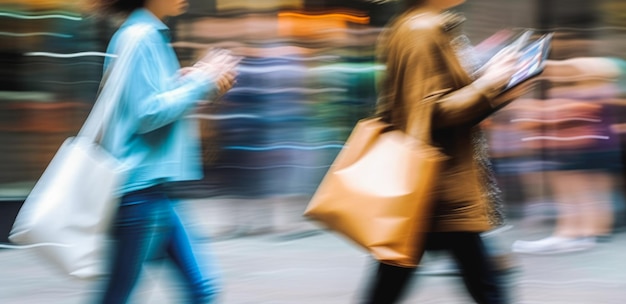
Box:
[179,69,217,98]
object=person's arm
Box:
[432,85,495,127]
[399,27,501,129]
[407,26,523,128]
[124,32,215,134]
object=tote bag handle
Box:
[77,25,152,142]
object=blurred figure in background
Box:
[512,57,626,254]
[89,0,238,303]
[360,0,529,303]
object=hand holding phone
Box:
[194,48,242,82]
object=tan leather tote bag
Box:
[304,102,446,267]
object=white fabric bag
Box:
[9,137,124,279]
[9,25,151,279]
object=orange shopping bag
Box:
[304,117,446,267]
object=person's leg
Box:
[480,229,517,303]
[361,262,415,304]
[575,170,614,238]
[550,169,613,242]
[512,170,605,253]
[550,170,588,238]
[99,193,161,304]
[165,201,220,304]
[447,232,506,304]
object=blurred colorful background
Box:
[1,0,626,235]
[1,0,626,303]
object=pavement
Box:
[1,197,625,304]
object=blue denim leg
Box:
[99,188,220,304]
[165,206,221,303]
[100,191,166,304]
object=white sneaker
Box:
[512,236,595,254]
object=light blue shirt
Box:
[101,9,214,195]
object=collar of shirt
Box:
[123,8,171,41]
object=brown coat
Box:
[376,9,498,232]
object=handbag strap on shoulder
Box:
[77,25,153,142]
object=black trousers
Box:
[361,232,506,304]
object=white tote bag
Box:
[9,137,124,279]
[9,25,151,279]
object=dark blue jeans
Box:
[99,186,219,304]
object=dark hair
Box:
[90,0,146,16]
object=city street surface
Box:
[1,197,625,304]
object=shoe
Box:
[512,236,595,254]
